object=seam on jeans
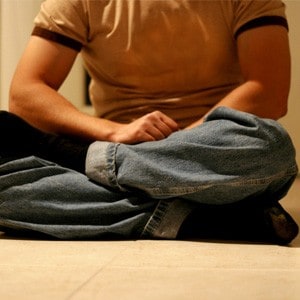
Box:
[144,164,298,197]
[141,200,168,238]
[106,143,128,192]
[85,142,111,186]
[141,199,193,239]
[105,143,118,187]
[86,142,127,192]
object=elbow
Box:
[9,87,19,110]
[9,81,31,117]
[266,97,288,120]
[271,109,287,120]
[258,82,289,120]
[273,90,289,119]
[275,106,288,119]
[9,85,21,114]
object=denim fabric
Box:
[86,107,298,238]
[0,156,156,239]
[0,107,298,240]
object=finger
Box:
[160,115,179,131]
[145,125,168,141]
[153,121,174,138]
[148,111,179,132]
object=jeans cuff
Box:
[85,141,112,186]
[141,199,193,239]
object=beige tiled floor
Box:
[1,178,299,300]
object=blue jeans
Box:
[0,107,298,239]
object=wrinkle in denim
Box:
[0,156,156,239]
[87,107,298,206]
[0,107,298,240]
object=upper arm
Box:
[236,25,291,113]
[10,36,78,92]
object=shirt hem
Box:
[32,26,83,51]
[235,16,288,39]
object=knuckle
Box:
[148,110,161,118]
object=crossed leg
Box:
[0,108,298,243]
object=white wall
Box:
[0,0,299,167]
[0,0,85,111]
[1,0,42,110]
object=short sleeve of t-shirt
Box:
[32,0,90,51]
[32,0,288,51]
[229,0,288,38]
[31,0,289,127]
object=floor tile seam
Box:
[0,265,299,272]
[101,266,300,272]
[0,263,103,269]
[64,252,123,300]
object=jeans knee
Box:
[205,107,297,173]
[262,119,296,166]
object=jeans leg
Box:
[0,111,192,240]
[0,156,157,239]
[86,107,298,205]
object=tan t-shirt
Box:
[32,0,288,128]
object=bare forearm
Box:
[186,80,289,130]
[187,26,290,130]
[10,83,179,143]
[9,82,119,141]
